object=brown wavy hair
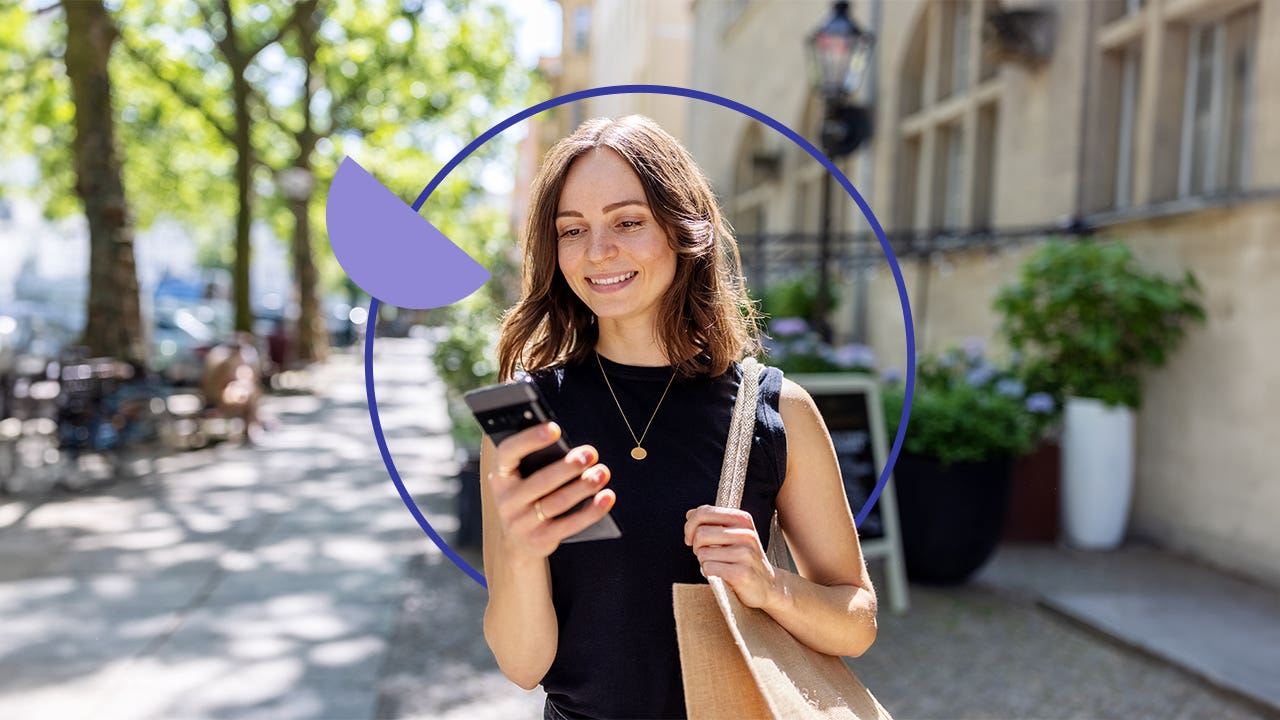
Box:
[496,115,761,381]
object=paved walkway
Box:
[977,543,1280,717]
[0,338,539,719]
[1,336,1274,719]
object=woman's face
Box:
[555,148,678,330]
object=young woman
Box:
[480,115,877,719]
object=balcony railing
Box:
[734,225,1079,291]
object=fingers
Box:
[687,525,758,551]
[541,489,617,541]
[531,463,611,519]
[489,422,562,483]
[694,543,753,566]
[508,444,600,508]
[683,505,756,546]
[700,560,751,584]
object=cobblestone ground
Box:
[376,550,1270,720]
[848,571,1272,719]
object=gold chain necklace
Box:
[595,352,676,461]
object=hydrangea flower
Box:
[770,317,810,337]
[965,365,996,386]
[882,368,902,383]
[833,343,876,369]
[1025,392,1055,414]
[963,336,985,361]
[995,378,1025,397]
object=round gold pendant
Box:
[631,446,648,460]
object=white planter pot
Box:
[1061,397,1135,550]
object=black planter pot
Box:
[893,453,1014,585]
[454,448,483,547]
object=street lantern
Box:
[807,0,874,100]
[806,0,875,344]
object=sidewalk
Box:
[977,542,1280,717]
[0,338,539,719]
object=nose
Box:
[583,226,617,264]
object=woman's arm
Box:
[685,378,877,658]
[480,423,616,689]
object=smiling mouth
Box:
[587,271,638,286]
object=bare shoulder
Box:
[778,377,824,429]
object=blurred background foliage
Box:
[0,0,539,364]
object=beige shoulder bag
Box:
[672,357,892,719]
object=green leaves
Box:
[994,239,1206,409]
[882,349,1045,466]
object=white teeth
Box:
[589,272,637,286]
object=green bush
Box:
[994,240,1205,408]
[882,345,1055,466]
[757,274,839,333]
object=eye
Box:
[558,227,583,238]
[618,220,643,230]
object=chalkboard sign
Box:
[809,387,884,538]
[791,374,887,537]
[788,373,909,613]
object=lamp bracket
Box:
[985,5,1056,66]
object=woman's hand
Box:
[684,505,782,610]
[488,422,615,560]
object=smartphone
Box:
[464,381,621,543]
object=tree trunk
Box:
[292,0,327,364]
[64,0,144,365]
[232,69,254,334]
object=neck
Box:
[595,317,669,366]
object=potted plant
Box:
[880,343,1057,583]
[430,303,500,548]
[763,317,876,375]
[995,240,1205,550]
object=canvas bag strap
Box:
[716,358,762,508]
[715,358,793,571]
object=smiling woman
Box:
[478,116,879,719]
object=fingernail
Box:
[544,423,558,439]
[586,468,604,484]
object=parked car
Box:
[151,306,215,386]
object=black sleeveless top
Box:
[529,354,788,720]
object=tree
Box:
[119,0,535,361]
[3,0,535,366]
[3,1,145,364]
[66,0,145,363]
[0,1,235,359]
[279,0,325,363]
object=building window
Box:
[894,0,999,233]
[973,103,998,229]
[938,0,972,100]
[573,7,590,53]
[1179,5,1256,197]
[895,137,921,230]
[1100,0,1146,24]
[932,122,965,230]
[1114,43,1141,209]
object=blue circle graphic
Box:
[364,84,916,588]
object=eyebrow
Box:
[555,199,648,219]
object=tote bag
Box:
[673,358,892,720]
